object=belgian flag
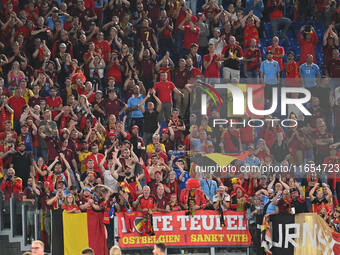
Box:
[52,209,108,255]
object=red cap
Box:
[131,125,139,130]
[162,128,169,133]
[154,170,162,176]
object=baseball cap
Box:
[162,128,169,133]
[131,125,139,130]
[83,187,92,193]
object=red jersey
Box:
[203,54,220,78]
[94,39,111,62]
[139,196,156,210]
[7,96,26,121]
[284,61,300,86]
[0,107,12,132]
[267,0,284,20]
[243,24,259,48]
[244,47,261,72]
[46,96,62,119]
[266,45,284,70]
[153,81,175,103]
[298,31,318,64]
[183,25,200,49]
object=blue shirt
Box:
[244,156,261,166]
[174,168,190,191]
[260,60,280,85]
[261,194,281,214]
[299,63,320,88]
[46,16,66,30]
[200,179,218,202]
[94,0,108,8]
[127,94,144,118]
[246,0,264,18]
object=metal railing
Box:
[0,193,52,253]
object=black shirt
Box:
[11,151,32,188]
[143,110,159,133]
[291,198,307,214]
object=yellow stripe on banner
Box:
[205,153,237,168]
[227,84,246,117]
[63,211,89,255]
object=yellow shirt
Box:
[13,88,33,104]
[146,143,166,154]
[78,151,91,173]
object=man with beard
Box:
[85,143,106,175]
[138,43,157,91]
[133,185,156,234]
[256,188,281,216]
[81,158,101,183]
[78,186,101,212]
[10,142,32,188]
[290,182,306,214]
[152,72,184,123]
[46,154,72,192]
[1,167,22,201]
[118,147,139,173]
[39,125,60,164]
[139,90,162,146]
[155,183,170,212]
[148,170,170,195]
[122,125,145,160]
[137,18,158,52]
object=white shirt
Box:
[103,170,119,193]
[209,37,225,55]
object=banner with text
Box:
[262,213,340,255]
[117,210,252,248]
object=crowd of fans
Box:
[0,0,340,254]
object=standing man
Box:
[266,36,284,74]
[152,72,184,123]
[299,54,321,96]
[222,36,243,81]
[259,50,280,107]
[140,91,162,146]
[153,243,166,255]
[203,43,222,84]
[244,38,262,81]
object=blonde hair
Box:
[109,246,122,255]
[63,194,76,207]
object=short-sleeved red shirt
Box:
[266,45,284,70]
[284,61,300,86]
[153,81,175,103]
[140,196,156,210]
[46,96,62,119]
[203,54,220,78]
[183,25,200,50]
[8,96,26,121]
